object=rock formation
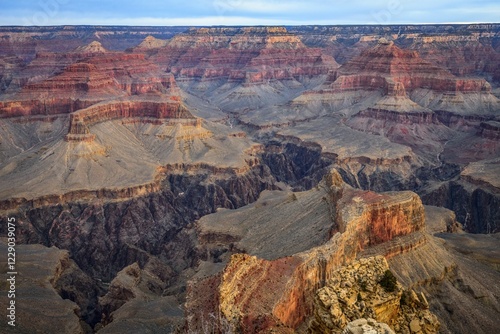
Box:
[146,26,339,111]
[421,158,500,233]
[0,47,180,117]
[0,238,97,333]
[310,256,439,333]
[0,24,499,333]
[296,38,498,116]
[187,170,500,334]
[187,170,428,332]
[75,41,108,54]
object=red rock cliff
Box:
[186,170,426,332]
[324,40,491,95]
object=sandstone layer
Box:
[187,169,427,332]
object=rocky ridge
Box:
[0,238,99,333]
[186,169,428,332]
[185,169,499,334]
[310,256,439,333]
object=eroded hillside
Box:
[0,24,499,333]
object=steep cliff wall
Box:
[186,170,426,332]
[0,239,97,333]
[65,99,194,139]
[0,165,276,281]
[0,43,182,117]
[421,181,500,234]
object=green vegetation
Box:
[400,290,409,306]
[379,269,397,292]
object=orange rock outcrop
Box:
[186,170,426,332]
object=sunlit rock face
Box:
[187,170,428,332]
[310,256,439,334]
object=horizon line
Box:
[1,22,499,28]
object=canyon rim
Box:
[0,21,499,334]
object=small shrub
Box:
[400,290,409,306]
[379,269,397,292]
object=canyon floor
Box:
[0,24,499,333]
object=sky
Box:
[1,0,499,26]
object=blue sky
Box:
[1,0,499,26]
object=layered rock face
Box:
[4,45,178,96]
[288,42,498,168]
[0,41,180,118]
[145,26,338,110]
[0,63,120,117]
[85,51,178,95]
[186,170,427,333]
[290,24,500,73]
[65,98,194,140]
[331,41,451,91]
[405,34,500,81]
[299,39,498,114]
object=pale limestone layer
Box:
[461,157,500,189]
[277,116,414,161]
[371,95,432,113]
[0,118,259,201]
[74,41,107,53]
